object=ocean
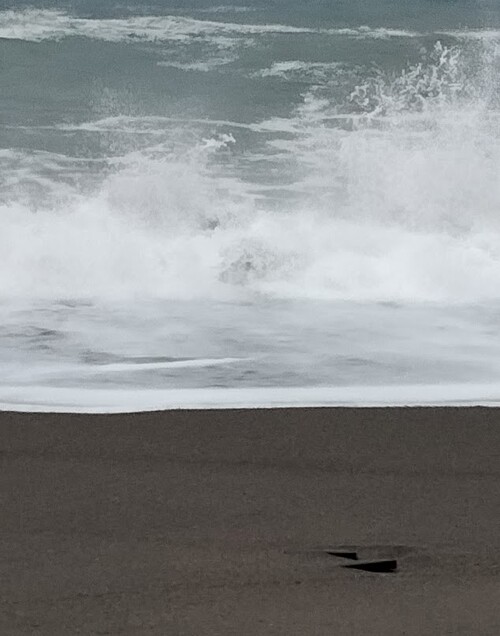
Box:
[2,0,500,411]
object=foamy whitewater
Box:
[2,0,500,411]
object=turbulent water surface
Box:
[2,0,500,410]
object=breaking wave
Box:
[2,39,500,304]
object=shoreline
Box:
[1,407,499,634]
[4,382,500,413]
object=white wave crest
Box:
[438,29,500,41]
[258,60,343,81]
[0,9,429,44]
[4,9,500,45]
[157,56,235,71]
[327,26,423,39]
[0,9,316,42]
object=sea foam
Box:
[2,41,500,304]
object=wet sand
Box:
[0,407,499,635]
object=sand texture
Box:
[0,407,499,635]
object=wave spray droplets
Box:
[2,40,500,303]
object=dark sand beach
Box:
[1,407,499,635]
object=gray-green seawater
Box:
[2,1,500,410]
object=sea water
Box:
[2,0,500,411]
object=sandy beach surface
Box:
[0,407,499,635]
